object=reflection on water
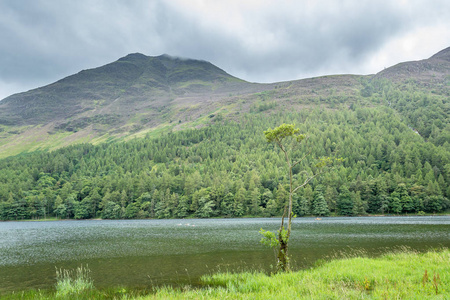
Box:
[0,216,449,293]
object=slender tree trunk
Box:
[277,207,289,272]
[288,162,293,236]
[277,238,288,270]
[276,148,293,272]
[265,124,330,273]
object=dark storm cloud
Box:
[0,0,449,99]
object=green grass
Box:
[141,249,449,299]
[3,249,449,299]
[2,287,149,300]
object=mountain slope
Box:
[0,48,449,158]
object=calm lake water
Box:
[0,216,449,293]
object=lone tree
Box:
[260,123,337,272]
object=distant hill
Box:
[0,47,449,158]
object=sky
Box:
[1,0,450,100]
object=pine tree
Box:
[352,191,366,215]
[275,183,288,215]
[250,188,261,216]
[196,195,215,218]
[337,186,354,216]
[390,192,402,214]
[324,186,337,213]
[312,189,330,216]
[233,187,246,217]
[176,196,189,218]
[220,192,234,216]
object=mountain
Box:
[0,48,449,158]
[0,47,449,220]
[0,53,257,126]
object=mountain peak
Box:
[116,53,218,73]
[158,53,178,60]
[118,52,148,62]
[118,53,200,64]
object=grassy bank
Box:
[143,249,449,299]
[4,249,449,299]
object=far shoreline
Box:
[1,213,449,223]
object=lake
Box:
[0,216,449,294]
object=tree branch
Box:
[279,144,291,168]
[292,148,312,168]
[292,170,323,194]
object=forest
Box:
[0,79,449,220]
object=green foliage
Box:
[259,228,279,248]
[264,123,305,146]
[196,196,215,218]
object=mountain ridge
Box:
[430,46,450,61]
[374,47,450,84]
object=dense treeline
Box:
[0,83,449,220]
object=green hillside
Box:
[0,48,449,220]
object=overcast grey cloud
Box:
[1,0,449,100]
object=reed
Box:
[55,265,94,297]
